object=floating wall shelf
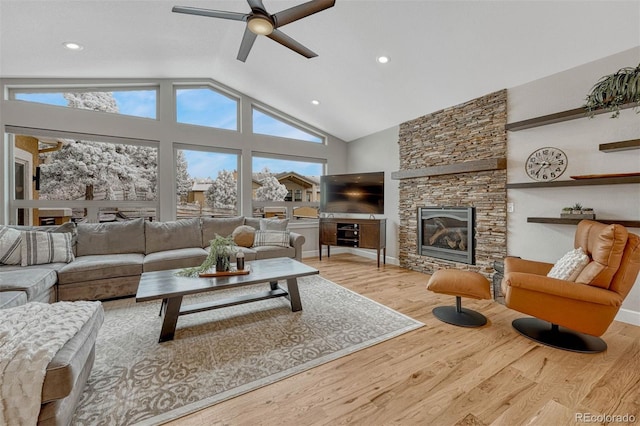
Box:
[505,102,639,131]
[506,175,640,189]
[599,139,640,152]
[527,217,640,228]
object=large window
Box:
[252,156,323,220]
[252,107,323,143]
[176,148,239,218]
[12,88,157,119]
[10,133,158,224]
[176,86,238,130]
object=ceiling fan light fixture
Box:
[247,15,274,35]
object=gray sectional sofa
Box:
[0,215,303,426]
[0,216,305,306]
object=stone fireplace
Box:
[393,90,507,280]
[418,206,474,264]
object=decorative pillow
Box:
[232,225,256,248]
[0,226,22,265]
[547,247,590,281]
[253,230,291,248]
[21,231,75,266]
[260,218,289,231]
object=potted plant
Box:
[582,207,595,219]
[207,235,238,272]
[571,203,583,214]
[176,234,238,277]
[561,207,573,218]
[584,63,640,118]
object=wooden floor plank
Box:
[164,254,640,425]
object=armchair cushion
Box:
[574,221,628,288]
[547,247,589,281]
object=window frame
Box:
[8,84,160,120]
[174,83,241,132]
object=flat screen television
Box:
[320,172,384,214]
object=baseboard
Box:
[302,247,399,266]
[615,308,640,327]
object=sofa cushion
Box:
[77,218,145,256]
[143,247,208,272]
[575,221,629,288]
[260,218,289,231]
[232,225,256,248]
[58,254,144,284]
[0,226,22,265]
[253,230,291,247]
[41,302,104,403]
[253,245,295,260]
[0,268,57,300]
[146,218,202,254]
[244,217,261,229]
[0,291,27,309]
[202,216,245,246]
[21,230,75,266]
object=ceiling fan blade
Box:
[246,0,267,13]
[272,0,335,27]
[172,6,248,22]
[237,26,258,62]
[267,29,317,58]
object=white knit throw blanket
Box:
[0,301,102,426]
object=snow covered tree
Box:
[176,150,192,200]
[255,176,287,201]
[205,170,237,209]
[64,92,118,113]
[39,140,139,200]
[39,92,159,201]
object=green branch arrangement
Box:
[175,234,238,277]
[585,63,640,118]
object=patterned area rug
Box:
[72,275,423,425]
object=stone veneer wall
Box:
[398,90,507,280]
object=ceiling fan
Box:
[172,0,335,62]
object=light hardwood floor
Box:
[166,254,640,426]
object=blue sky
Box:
[15,89,323,179]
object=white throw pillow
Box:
[0,226,22,265]
[547,247,590,281]
[253,230,291,248]
[21,231,75,266]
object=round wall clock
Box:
[525,147,568,181]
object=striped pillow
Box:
[0,226,22,265]
[21,231,75,266]
[252,230,291,248]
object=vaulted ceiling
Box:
[1,1,638,141]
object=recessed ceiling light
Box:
[63,42,84,51]
[311,100,320,105]
[376,56,390,64]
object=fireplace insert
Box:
[417,206,475,264]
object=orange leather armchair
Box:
[502,220,640,353]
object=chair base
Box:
[512,318,607,354]
[432,297,487,327]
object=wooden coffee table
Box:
[136,257,319,342]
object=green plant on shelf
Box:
[584,63,640,118]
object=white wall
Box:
[507,47,640,325]
[346,126,400,264]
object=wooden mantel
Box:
[391,158,506,180]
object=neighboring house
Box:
[187,181,213,205]
[275,172,319,203]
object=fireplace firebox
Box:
[418,206,475,264]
